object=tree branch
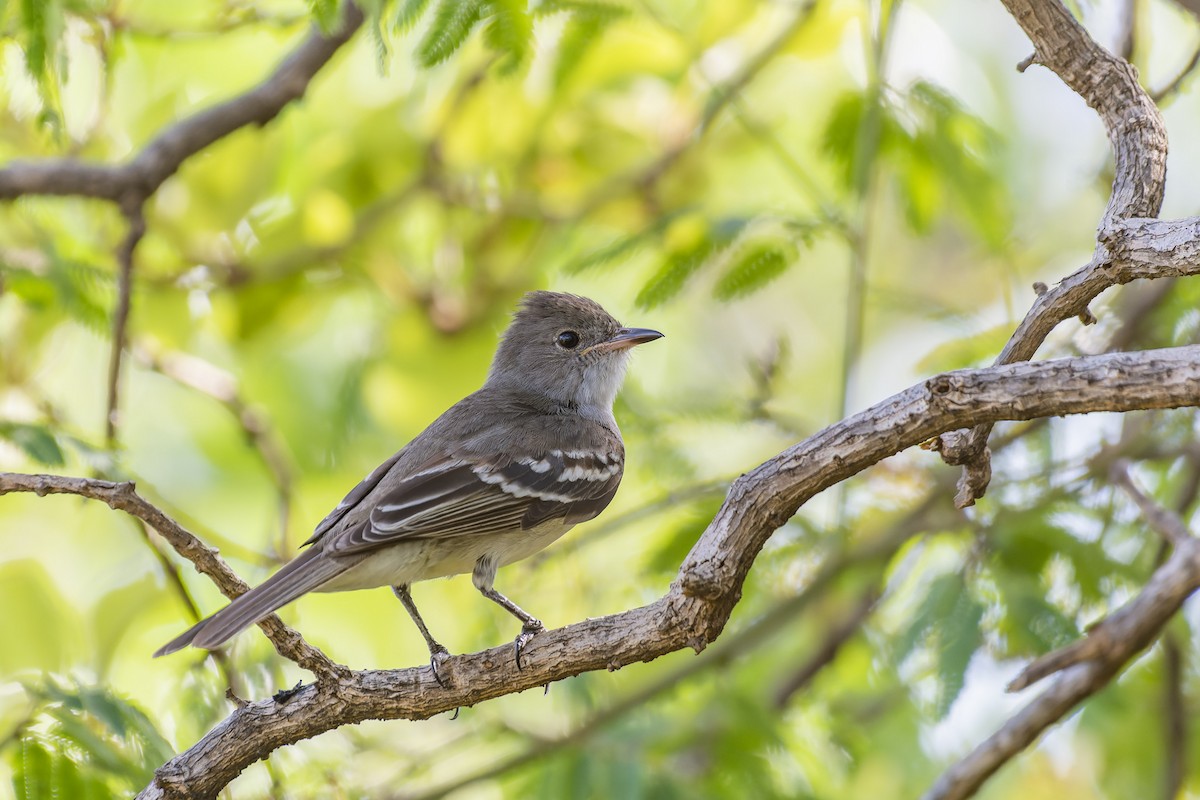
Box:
[935,0,1170,507]
[0,2,363,205]
[25,343,1181,799]
[105,203,145,446]
[772,589,879,709]
[1162,632,1187,800]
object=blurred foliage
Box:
[1,0,1199,798]
[9,677,173,800]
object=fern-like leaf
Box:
[564,212,685,275]
[713,244,790,301]
[0,422,65,467]
[635,243,712,309]
[482,0,533,74]
[415,0,485,67]
[551,2,628,87]
[393,0,433,31]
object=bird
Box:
[155,291,663,670]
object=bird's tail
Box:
[154,547,348,656]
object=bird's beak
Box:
[588,327,665,354]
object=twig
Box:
[0,473,342,681]
[1006,478,1195,693]
[1110,459,1192,545]
[105,204,145,447]
[773,589,880,709]
[1163,632,1186,800]
[930,460,1200,799]
[1151,40,1200,104]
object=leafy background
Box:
[2,0,1200,797]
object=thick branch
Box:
[0,3,363,205]
[77,343,1200,799]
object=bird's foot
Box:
[513,619,545,670]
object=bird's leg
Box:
[392,584,450,687]
[472,556,545,670]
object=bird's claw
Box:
[429,646,451,689]
[513,620,545,670]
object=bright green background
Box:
[2,0,1200,797]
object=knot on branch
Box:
[152,766,196,800]
[666,592,734,655]
[922,427,992,508]
[925,374,956,399]
[678,560,725,600]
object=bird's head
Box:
[487,291,663,411]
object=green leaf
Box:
[17,679,174,790]
[915,323,1013,373]
[393,0,433,30]
[893,572,959,665]
[935,587,984,717]
[895,82,1011,248]
[635,243,712,309]
[712,243,791,301]
[894,139,941,234]
[19,0,50,80]
[995,576,1079,658]
[552,3,628,88]
[634,215,753,308]
[563,212,686,275]
[820,91,859,186]
[483,0,533,74]
[415,0,485,67]
[306,0,340,30]
[537,0,629,14]
[0,422,65,466]
[2,255,113,331]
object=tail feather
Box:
[154,548,350,656]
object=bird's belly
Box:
[315,522,575,593]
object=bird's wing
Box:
[302,449,406,546]
[325,450,622,555]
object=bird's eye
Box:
[556,330,581,349]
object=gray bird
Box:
[155,291,663,668]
